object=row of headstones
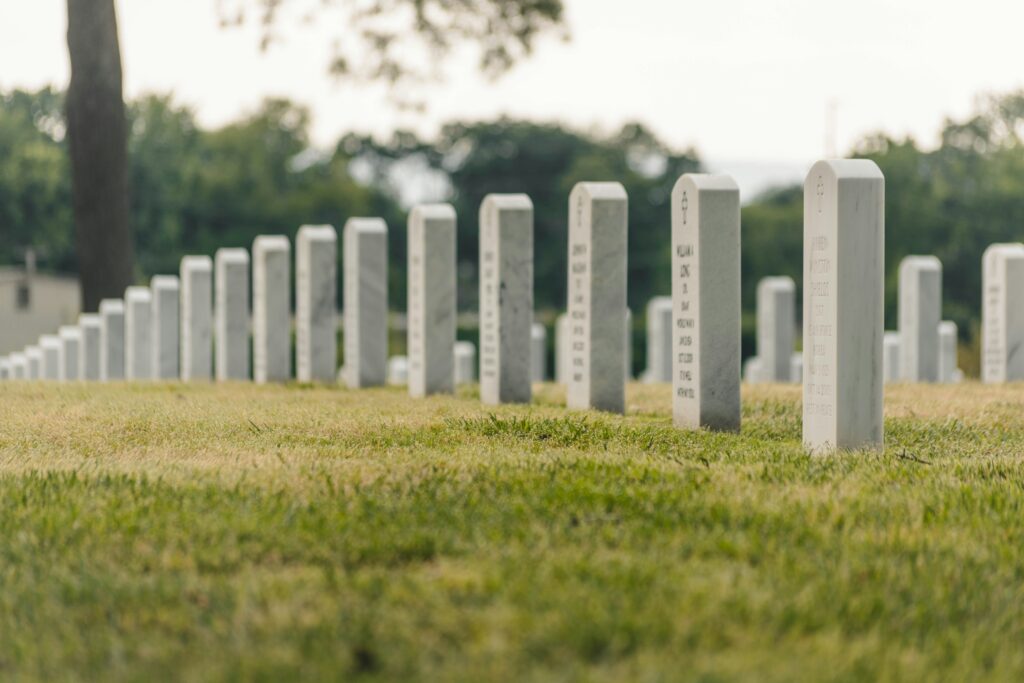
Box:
[0,208,554,393]
[742,263,965,385]
[741,241,1024,387]
[0,166,873,453]
[895,247,1024,384]
[0,280,827,390]
[0,226,340,384]
[10,162,1018,451]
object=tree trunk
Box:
[66,0,134,312]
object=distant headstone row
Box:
[745,250,966,388]
[4,161,1006,453]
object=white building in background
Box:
[0,255,80,355]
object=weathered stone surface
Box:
[531,323,547,383]
[296,225,338,383]
[99,299,125,381]
[566,182,628,413]
[982,243,1024,383]
[671,174,741,431]
[343,219,389,389]
[215,249,251,381]
[644,296,673,384]
[407,205,456,397]
[79,314,102,381]
[151,275,180,380]
[125,286,153,381]
[180,256,213,381]
[454,341,476,385]
[756,276,796,382]
[802,159,884,453]
[253,236,291,384]
[479,194,533,404]
[59,326,82,381]
[899,255,942,383]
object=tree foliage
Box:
[0,88,72,270]
[217,0,566,95]
[0,89,397,287]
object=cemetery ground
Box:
[1,382,1024,681]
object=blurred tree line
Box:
[5,87,1024,371]
[0,87,699,317]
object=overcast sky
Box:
[2,0,1023,193]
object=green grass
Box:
[2,380,1024,681]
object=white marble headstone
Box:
[99,299,125,381]
[180,256,213,382]
[343,219,389,389]
[982,243,1024,383]
[756,276,795,383]
[40,335,62,380]
[479,194,534,404]
[151,275,180,380]
[898,255,942,383]
[124,286,152,381]
[938,320,958,384]
[26,345,42,380]
[454,341,476,386]
[883,332,900,384]
[671,174,741,431]
[743,356,762,384]
[802,159,884,453]
[79,314,101,381]
[253,236,291,384]
[58,326,82,382]
[644,296,673,384]
[407,205,456,397]
[10,353,27,380]
[790,353,803,384]
[531,323,547,383]
[387,355,409,386]
[296,225,338,383]
[566,182,628,414]
[215,249,251,381]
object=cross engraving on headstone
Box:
[671,174,740,432]
[816,176,824,214]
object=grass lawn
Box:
[1,380,1024,681]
